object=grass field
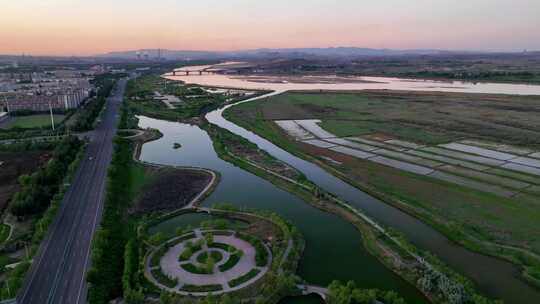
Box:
[225,90,540,282]
[5,114,65,129]
[240,90,540,147]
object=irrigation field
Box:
[276,119,540,198]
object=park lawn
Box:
[7,114,65,129]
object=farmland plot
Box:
[294,119,337,139]
[440,165,531,190]
[369,156,434,175]
[324,138,379,151]
[329,146,375,159]
[301,139,337,149]
[460,140,535,156]
[406,150,491,171]
[274,120,314,141]
[421,147,506,167]
[501,163,540,177]
[440,143,517,161]
[347,137,408,152]
[429,171,515,198]
[509,157,540,169]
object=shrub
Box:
[181,284,223,293]
[181,263,212,274]
[179,247,193,261]
[228,269,261,288]
[151,268,177,288]
[237,233,268,267]
[219,251,242,272]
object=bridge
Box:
[297,284,329,301]
[168,69,219,76]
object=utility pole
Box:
[48,102,55,131]
[2,96,8,113]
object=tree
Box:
[149,232,165,246]
[327,281,408,304]
[124,289,144,304]
[160,291,172,304]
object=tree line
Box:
[327,281,407,304]
[86,137,136,303]
[10,136,83,217]
[71,73,119,132]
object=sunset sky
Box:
[1,0,540,56]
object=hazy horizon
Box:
[2,0,540,56]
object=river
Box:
[138,117,426,303]
[141,71,540,303]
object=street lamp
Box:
[48,101,55,131]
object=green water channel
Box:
[139,116,428,303]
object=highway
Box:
[17,78,127,304]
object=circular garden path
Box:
[145,229,271,296]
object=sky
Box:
[1,0,540,56]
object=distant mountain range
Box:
[99,47,480,60]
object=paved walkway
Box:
[146,229,271,296]
[118,129,145,139]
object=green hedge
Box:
[181,263,212,275]
[228,269,261,288]
[151,268,177,289]
[181,284,223,293]
[237,233,268,267]
[219,252,242,272]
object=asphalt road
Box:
[17,78,127,304]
